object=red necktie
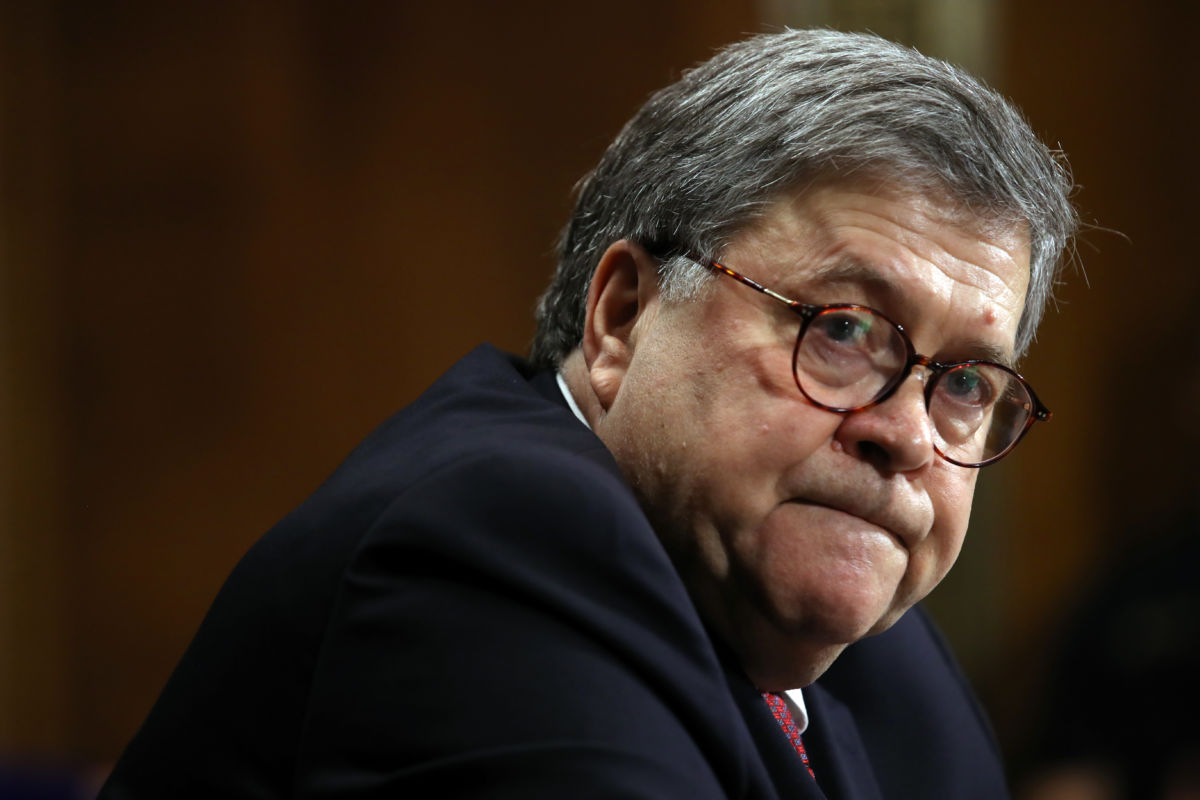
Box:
[762,691,815,779]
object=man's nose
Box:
[833,374,935,473]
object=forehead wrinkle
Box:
[830,205,1027,311]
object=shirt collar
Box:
[556,371,591,430]
[784,688,810,733]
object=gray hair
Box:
[529,28,1077,368]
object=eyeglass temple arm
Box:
[708,261,801,309]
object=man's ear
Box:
[581,240,661,411]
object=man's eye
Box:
[814,313,871,345]
[942,366,993,405]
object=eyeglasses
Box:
[702,259,1051,467]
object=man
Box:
[100,29,1076,799]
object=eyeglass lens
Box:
[794,306,1034,465]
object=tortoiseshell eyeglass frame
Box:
[689,255,1052,467]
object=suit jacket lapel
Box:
[801,682,886,800]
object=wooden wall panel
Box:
[0,3,73,757]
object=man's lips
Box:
[784,493,924,551]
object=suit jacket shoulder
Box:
[99,345,788,800]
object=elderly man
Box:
[100,29,1076,800]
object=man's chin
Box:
[742,638,850,692]
[735,598,917,689]
[725,607,858,689]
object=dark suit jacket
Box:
[99,345,1009,799]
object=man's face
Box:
[591,182,1031,689]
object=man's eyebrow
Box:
[801,255,905,303]
[954,339,1015,369]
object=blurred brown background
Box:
[1,0,1197,792]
